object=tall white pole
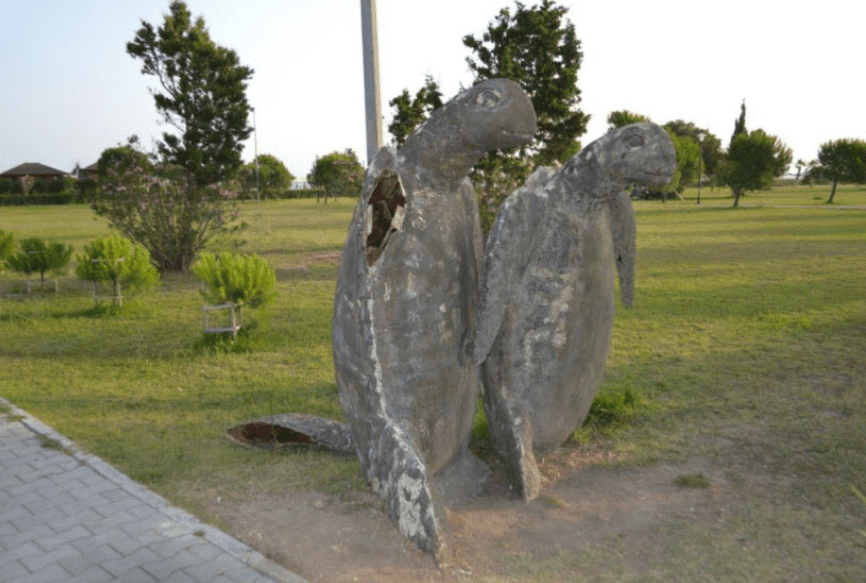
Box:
[360,0,383,165]
[252,106,260,202]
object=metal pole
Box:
[360,0,383,165]
[697,132,705,205]
[252,107,260,201]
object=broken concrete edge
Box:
[0,394,310,583]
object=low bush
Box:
[76,234,160,307]
[192,252,276,309]
[6,237,74,290]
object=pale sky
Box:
[1,0,863,179]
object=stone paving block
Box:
[35,524,92,552]
[14,563,71,583]
[1,503,33,525]
[162,571,199,583]
[58,542,123,575]
[94,497,148,520]
[190,539,224,562]
[156,548,208,573]
[113,565,159,583]
[100,547,160,577]
[118,511,170,536]
[110,531,167,555]
[0,559,29,582]
[1,523,54,550]
[71,527,131,554]
[63,464,106,486]
[149,533,200,558]
[64,565,115,583]
[0,540,42,569]
[186,552,249,583]
[50,507,102,531]
[20,542,82,573]
[101,486,130,503]
[0,471,24,489]
[0,521,19,537]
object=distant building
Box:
[78,162,99,180]
[0,162,69,178]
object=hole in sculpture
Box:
[366,170,406,266]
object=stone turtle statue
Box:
[331,78,536,556]
[473,122,676,501]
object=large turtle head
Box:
[401,79,537,180]
[556,122,676,195]
[591,122,676,186]
[452,78,537,152]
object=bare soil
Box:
[198,433,787,583]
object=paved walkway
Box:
[0,397,308,583]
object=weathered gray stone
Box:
[473,122,676,501]
[332,78,536,556]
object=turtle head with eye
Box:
[399,78,536,182]
[595,122,677,186]
[454,79,538,152]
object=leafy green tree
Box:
[76,234,160,307]
[607,110,650,130]
[664,120,723,182]
[731,100,747,146]
[126,1,253,187]
[816,138,866,203]
[464,0,588,166]
[91,142,244,272]
[387,75,444,147]
[193,252,276,309]
[236,154,295,199]
[307,149,365,202]
[795,159,806,181]
[722,129,792,207]
[6,238,73,290]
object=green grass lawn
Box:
[1,188,864,580]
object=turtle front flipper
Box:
[369,422,448,557]
[498,404,542,501]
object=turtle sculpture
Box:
[473,122,676,501]
[332,78,536,555]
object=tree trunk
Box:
[732,188,742,208]
[826,180,838,204]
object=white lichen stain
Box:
[396,470,426,539]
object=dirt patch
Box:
[198,439,778,582]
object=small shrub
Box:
[76,234,160,307]
[6,237,74,290]
[674,473,712,488]
[192,252,276,309]
[573,385,647,442]
[0,229,13,267]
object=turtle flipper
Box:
[499,405,542,501]
[608,188,637,308]
[226,414,354,454]
[370,423,447,557]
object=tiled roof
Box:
[0,162,68,177]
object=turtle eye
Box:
[475,88,502,108]
[624,131,645,149]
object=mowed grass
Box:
[2,188,865,580]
